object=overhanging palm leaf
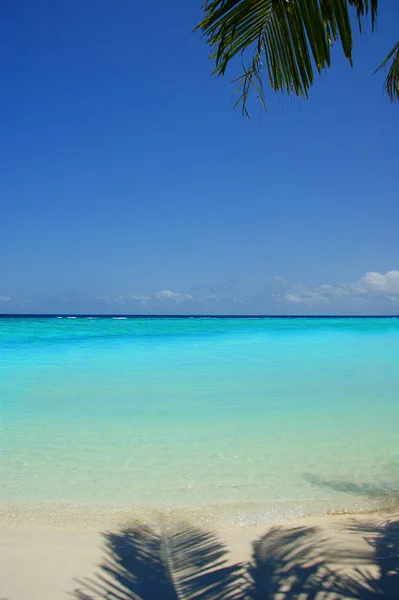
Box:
[376,41,399,102]
[197,0,380,115]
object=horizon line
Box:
[1,314,398,319]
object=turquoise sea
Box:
[1,316,399,528]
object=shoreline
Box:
[1,510,398,600]
[1,494,398,530]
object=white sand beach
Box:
[1,511,398,599]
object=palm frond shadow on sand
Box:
[328,519,399,599]
[73,524,243,600]
[73,518,399,599]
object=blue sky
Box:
[1,0,398,315]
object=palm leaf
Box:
[376,41,399,102]
[196,0,378,115]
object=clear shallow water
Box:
[1,316,399,527]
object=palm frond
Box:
[197,0,378,115]
[375,41,399,102]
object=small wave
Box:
[67,316,77,319]
[113,317,127,320]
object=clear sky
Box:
[1,0,398,315]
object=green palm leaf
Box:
[196,0,379,115]
[376,41,399,102]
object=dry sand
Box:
[1,511,397,599]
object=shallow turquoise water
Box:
[1,317,399,527]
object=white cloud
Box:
[273,275,287,283]
[284,294,302,305]
[155,290,193,303]
[97,294,151,305]
[283,270,399,307]
[0,296,30,306]
[353,270,399,297]
[121,294,151,304]
[284,290,329,306]
[98,290,193,306]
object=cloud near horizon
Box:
[96,288,250,308]
[97,294,151,305]
[155,290,193,303]
[0,296,30,307]
[2,271,398,314]
[282,270,399,307]
[97,290,193,306]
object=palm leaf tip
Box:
[375,41,399,102]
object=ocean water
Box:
[1,316,399,528]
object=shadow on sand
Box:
[303,473,399,499]
[73,525,242,600]
[72,516,399,599]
